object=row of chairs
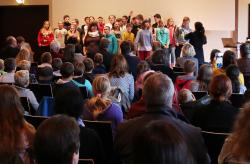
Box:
[24,115,113,164]
[192,91,245,108]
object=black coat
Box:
[114,105,210,164]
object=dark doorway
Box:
[249,4,250,39]
[0,5,49,55]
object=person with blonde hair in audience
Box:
[176,43,198,76]
[17,60,37,84]
[218,102,250,164]
[85,75,123,136]
[0,85,36,164]
[14,70,39,111]
[189,64,213,92]
[38,20,54,53]
[16,48,31,65]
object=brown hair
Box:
[109,55,128,78]
[209,74,232,100]
[16,48,30,64]
[183,60,195,73]
[230,102,250,160]
[0,85,24,161]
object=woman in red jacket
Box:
[38,20,54,53]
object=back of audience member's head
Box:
[52,58,63,72]
[16,36,25,46]
[133,120,195,164]
[136,61,150,78]
[34,115,80,164]
[143,72,174,108]
[226,64,241,93]
[230,102,250,159]
[0,85,24,161]
[16,48,30,64]
[151,49,168,65]
[0,59,4,71]
[94,53,103,66]
[38,67,53,82]
[209,74,232,101]
[17,60,31,71]
[54,88,84,119]
[6,36,17,47]
[14,70,29,87]
[60,62,74,78]
[183,60,195,74]
[109,55,128,78]
[74,62,85,76]
[240,42,250,58]
[92,75,111,97]
[50,40,61,54]
[99,38,110,50]
[222,50,236,69]
[83,58,94,73]
[41,52,52,64]
[178,89,196,104]
[210,49,220,63]
[4,58,16,73]
[120,41,131,55]
[197,64,213,84]
[181,43,196,57]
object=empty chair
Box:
[28,83,53,102]
[78,159,94,164]
[192,91,208,100]
[202,131,230,164]
[84,120,113,163]
[24,115,48,129]
[229,93,245,108]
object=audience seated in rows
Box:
[0,85,35,163]
[114,72,210,164]
[54,88,105,164]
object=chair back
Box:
[202,131,230,164]
[229,93,245,108]
[20,97,31,114]
[84,120,113,162]
[24,115,48,129]
[78,159,94,164]
[28,83,53,102]
[192,91,208,100]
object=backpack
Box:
[109,87,131,113]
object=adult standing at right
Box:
[175,17,192,59]
[185,22,207,66]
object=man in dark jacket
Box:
[114,72,210,164]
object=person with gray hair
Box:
[114,72,210,164]
[50,40,63,58]
[14,70,39,111]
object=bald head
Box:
[143,72,174,109]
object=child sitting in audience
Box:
[14,70,39,111]
[93,53,107,74]
[0,58,16,83]
[0,59,6,76]
[85,75,123,137]
[17,60,37,84]
[175,60,196,92]
[83,58,95,83]
[72,62,93,97]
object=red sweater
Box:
[38,30,54,47]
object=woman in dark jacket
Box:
[185,22,207,66]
